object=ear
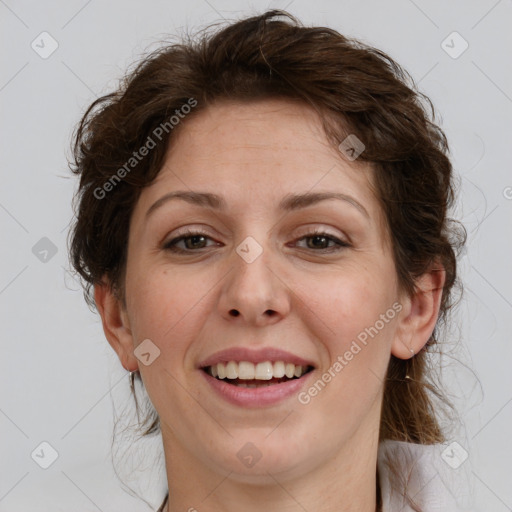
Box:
[94,278,139,372]
[391,261,446,359]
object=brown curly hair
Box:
[68,8,466,461]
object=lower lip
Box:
[200,369,315,407]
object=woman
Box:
[68,9,470,512]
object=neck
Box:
[161,423,380,512]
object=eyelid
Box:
[162,224,217,242]
[293,224,346,238]
[292,223,352,245]
[163,223,347,243]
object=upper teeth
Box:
[206,361,309,380]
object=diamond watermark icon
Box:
[31,32,59,59]
[441,441,468,469]
[31,441,59,469]
[134,338,161,366]
[32,237,58,263]
[338,134,365,161]
[441,32,469,59]
[236,442,262,468]
[236,236,263,264]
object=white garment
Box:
[378,440,475,511]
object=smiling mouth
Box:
[202,361,314,387]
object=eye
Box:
[162,228,351,254]
[292,229,350,252]
[163,230,219,253]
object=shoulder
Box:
[377,440,475,512]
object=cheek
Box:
[303,260,397,343]
[298,269,396,429]
[295,260,397,406]
[125,265,202,347]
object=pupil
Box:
[187,235,205,249]
[310,235,327,248]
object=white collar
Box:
[377,440,474,511]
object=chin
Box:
[204,439,318,483]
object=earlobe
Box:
[391,262,446,360]
[94,279,139,372]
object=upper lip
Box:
[198,347,316,369]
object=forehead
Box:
[143,99,378,205]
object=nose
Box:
[217,237,291,327]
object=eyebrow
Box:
[145,190,370,220]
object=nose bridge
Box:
[233,232,275,299]
[218,230,290,324]
[230,213,275,275]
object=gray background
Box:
[1,0,511,510]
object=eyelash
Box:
[163,228,350,254]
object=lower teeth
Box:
[235,382,273,388]
[220,377,295,387]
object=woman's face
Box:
[110,98,413,482]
